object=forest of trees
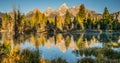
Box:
[0,4,120,35]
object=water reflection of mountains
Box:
[1,32,120,48]
[1,32,120,63]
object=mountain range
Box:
[43,3,102,18]
[26,3,120,20]
[0,3,120,20]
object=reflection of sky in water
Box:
[20,41,97,63]
[88,42,103,48]
[20,41,36,51]
[20,41,78,63]
[39,46,77,63]
[1,32,120,63]
[111,47,120,52]
[19,40,119,63]
[77,54,96,60]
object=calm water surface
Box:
[0,32,120,63]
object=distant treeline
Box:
[0,4,120,34]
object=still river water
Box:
[0,32,120,63]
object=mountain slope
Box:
[112,11,120,20]
[25,3,119,21]
[26,8,42,18]
[43,3,102,19]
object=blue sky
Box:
[0,0,120,14]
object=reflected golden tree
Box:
[56,34,63,44]
[65,35,70,48]
[76,33,85,49]
[30,33,47,48]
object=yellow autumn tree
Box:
[76,4,86,30]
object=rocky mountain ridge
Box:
[0,3,120,21]
[43,3,102,19]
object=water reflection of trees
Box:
[1,32,120,50]
[1,32,120,63]
[72,32,120,42]
[29,33,47,47]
